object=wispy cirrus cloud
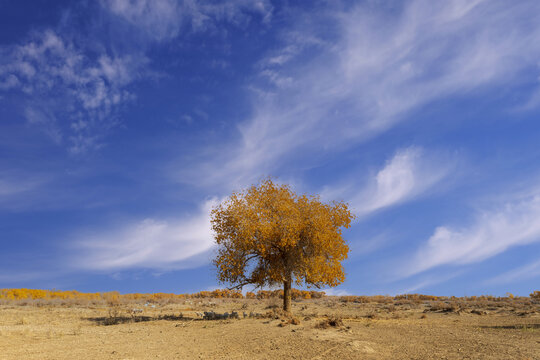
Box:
[486,259,540,285]
[103,0,183,41]
[1,1,275,155]
[321,147,453,218]
[0,167,125,212]
[358,148,448,215]
[0,30,146,153]
[0,172,46,199]
[405,185,540,276]
[398,270,465,294]
[322,288,351,297]
[182,0,540,190]
[102,0,273,40]
[72,147,449,271]
[72,198,219,270]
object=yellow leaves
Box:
[0,288,249,301]
[252,289,321,300]
[0,288,105,301]
[211,178,354,289]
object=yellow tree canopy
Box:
[211,179,354,291]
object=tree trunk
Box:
[283,279,291,313]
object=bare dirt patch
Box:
[0,298,539,359]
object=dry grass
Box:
[315,316,344,329]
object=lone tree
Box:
[211,179,354,312]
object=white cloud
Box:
[0,30,146,153]
[0,173,44,199]
[6,31,141,97]
[73,198,219,270]
[1,1,274,154]
[398,271,464,294]
[353,148,450,216]
[486,259,540,284]
[104,0,182,40]
[517,64,540,110]
[0,74,20,90]
[24,107,62,144]
[321,147,452,218]
[322,288,351,296]
[186,0,273,31]
[406,187,540,276]
[182,0,540,190]
[102,0,273,40]
[259,69,293,88]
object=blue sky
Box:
[1,0,540,296]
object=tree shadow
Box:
[84,314,197,326]
[480,323,540,330]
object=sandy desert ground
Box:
[1,297,539,359]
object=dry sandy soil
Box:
[1,298,539,359]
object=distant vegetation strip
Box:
[0,288,325,301]
[1,288,538,302]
